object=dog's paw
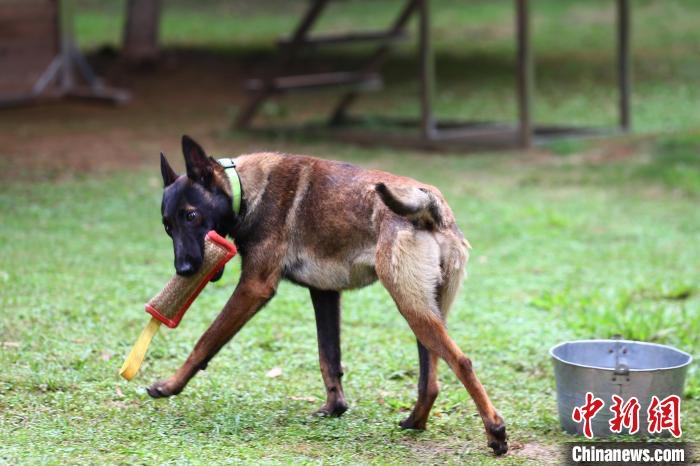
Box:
[399,415,427,431]
[146,379,182,398]
[314,400,348,418]
[486,422,508,456]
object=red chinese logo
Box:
[609,394,640,434]
[571,393,683,438]
[572,392,605,439]
[647,395,682,438]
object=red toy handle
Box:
[145,230,237,328]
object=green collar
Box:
[217,158,242,215]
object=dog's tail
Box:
[375,182,444,229]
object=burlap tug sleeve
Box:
[145,231,237,328]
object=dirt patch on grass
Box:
[509,441,561,465]
[397,436,465,463]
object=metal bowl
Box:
[550,339,692,437]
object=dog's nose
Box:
[176,261,196,276]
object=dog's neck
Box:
[214,157,245,239]
[220,153,280,242]
[217,158,242,216]
[229,154,278,215]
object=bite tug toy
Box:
[119,231,237,380]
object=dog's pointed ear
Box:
[160,152,178,187]
[182,135,213,185]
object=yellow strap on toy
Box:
[119,317,161,381]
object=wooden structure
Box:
[123,0,161,62]
[236,0,632,149]
[0,0,128,107]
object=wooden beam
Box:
[617,0,631,131]
[418,0,436,139]
[515,0,533,148]
[235,0,330,128]
[329,0,419,124]
[277,30,407,48]
[245,72,382,92]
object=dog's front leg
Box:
[147,275,278,398]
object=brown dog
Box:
[151,136,507,455]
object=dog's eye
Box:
[186,211,199,222]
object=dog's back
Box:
[234,152,468,315]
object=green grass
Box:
[1,134,698,464]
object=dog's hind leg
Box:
[375,227,508,456]
[401,232,469,430]
[400,340,439,430]
[310,288,349,417]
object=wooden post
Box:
[123,0,161,62]
[235,0,329,128]
[58,0,75,91]
[616,0,631,131]
[418,0,436,140]
[516,0,533,148]
[329,0,419,124]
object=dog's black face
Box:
[160,136,233,281]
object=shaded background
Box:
[2,0,700,178]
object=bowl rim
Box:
[549,339,693,372]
